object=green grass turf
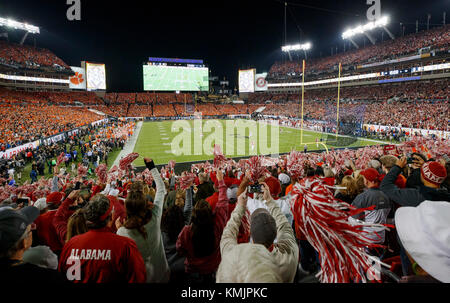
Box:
[133,120,389,165]
[143,65,208,91]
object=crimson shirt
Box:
[58,228,146,283]
[35,210,63,253]
[176,179,230,274]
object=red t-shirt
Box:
[35,210,63,253]
[58,228,146,283]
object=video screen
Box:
[239,69,255,93]
[86,62,106,90]
[143,65,209,91]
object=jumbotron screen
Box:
[86,62,106,90]
[239,69,255,93]
[143,65,209,91]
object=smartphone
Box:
[17,197,29,207]
[406,153,414,164]
[248,183,262,194]
[75,181,81,190]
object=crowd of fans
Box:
[260,99,449,131]
[269,25,450,78]
[0,89,103,106]
[0,104,103,149]
[0,41,71,72]
[106,93,193,105]
[0,124,448,283]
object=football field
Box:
[133,120,385,165]
[143,65,209,91]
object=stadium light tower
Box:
[0,17,40,45]
[342,16,393,48]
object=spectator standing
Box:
[217,182,298,283]
[58,194,146,283]
[352,168,392,257]
[116,158,170,283]
[380,157,450,206]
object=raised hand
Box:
[237,188,248,208]
[260,182,272,202]
[396,156,407,169]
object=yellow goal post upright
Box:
[298,59,329,153]
[336,62,342,141]
[300,59,305,145]
[296,61,343,154]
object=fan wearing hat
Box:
[0,205,65,282]
[351,168,392,252]
[380,156,450,207]
[217,182,298,283]
[396,201,450,283]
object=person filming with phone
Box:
[380,154,450,207]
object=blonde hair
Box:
[174,189,185,208]
[216,243,282,283]
[323,167,335,178]
[339,176,358,197]
[355,174,366,194]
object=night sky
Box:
[0,0,448,92]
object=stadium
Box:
[0,0,449,290]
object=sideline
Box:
[112,121,143,167]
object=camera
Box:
[17,197,30,207]
[248,183,262,194]
[406,153,414,164]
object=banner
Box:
[91,118,109,127]
[42,134,66,146]
[0,141,40,159]
[69,66,87,90]
[255,73,268,91]
[364,124,450,140]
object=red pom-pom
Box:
[286,151,306,180]
[141,169,154,185]
[168,160,176,170]
[119,153,139,171]
[56,152,66,167]
[179,173,196,190]
[95,164,108,184]
[77,163,88,177]
[246,156,268,183]
[291,177,389,283]
[213,144,228,169]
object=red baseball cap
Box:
[46,192,65,206]
[264,176,281,198]
[360,168,381,183]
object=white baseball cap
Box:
[395,201,450,283]
[32,198,47,211]
[278,173,290,185]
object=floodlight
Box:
[282,42,312,52]
[0,17,40,34]
[342,16,389,39]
